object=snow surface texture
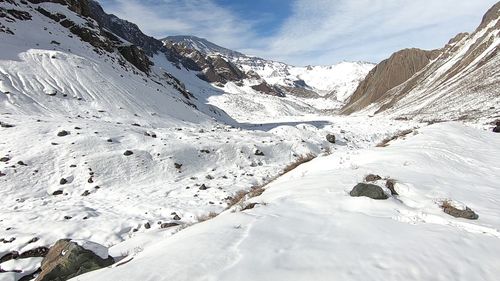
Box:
[72,122,500,281]
[0,2,411,280]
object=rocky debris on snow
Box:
[172,214,181,221]
[59,178,68,185]
[364,174,382,182]
[0,121,14,128]
[441,201,479,220]
[57,130,70,137]
[160,222,179,229]
[17,161,27,166]
[52,190,64,196]
[254,149,265,156]
[242,202,259,211]
[35,239,114,281]
[199,184,209,190]
[0,171,5,177]
[326,134,336,144]
[174,163,182,169]
[251,82,285,97]
[81,190,91,196]
[493,121,500,133]
[123,150,134,156]
[349,183,389,200]
[144,222,151,229]
[0,156,10,162]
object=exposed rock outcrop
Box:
[341,48,438,114]
[35,239,114,281]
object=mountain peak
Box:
[163,35,244,58]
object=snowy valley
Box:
[0,0,499,281]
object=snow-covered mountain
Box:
[343,2,500,121]
[164,35,375,102]
[1,1,499,281]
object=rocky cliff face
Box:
[341,48,438,114]
[163,40,247,84]
[342,2,500,121]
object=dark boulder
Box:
[52,190,63,196]
[349,183,388,200]
[254,149,265,156]
[326,134,336,144]
[57,130,70,137]
[123,150,134,156]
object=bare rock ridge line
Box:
[342,1,500,120]
[341,48,439,114]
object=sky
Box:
[97,0,499,66]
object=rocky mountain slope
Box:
[165,35,374,102]
[342,2,500,121]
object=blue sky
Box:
[98,0,498,65]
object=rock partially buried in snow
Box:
[441,202,479,220]
[364,174,382,182]
[57,130,70,137]
[35,239,114,281]
[349,183,388,200]
[326,134,336,143]
[123,150,134,156]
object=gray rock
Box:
[364,174,382,182]
[326,134,336,144]
[349,183,388,200]
[160,222,179,229]
[493,126,500,133]
[57,130,70,137]
[443,205,479,220]
[385,179,399,195]
[36,239,114,281]
[123,150,134,156]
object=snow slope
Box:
[0,0,228,126]
[72,122,500,281]
[235,58,374,101]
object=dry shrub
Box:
[376,129,414,147]
[226,190,247,207]
[197,212,218,222]
[283,153,316,173]
[440,200,453,209]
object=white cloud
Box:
[99,0,499,65]
[99,0,260,49]
[247,0,499,65]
